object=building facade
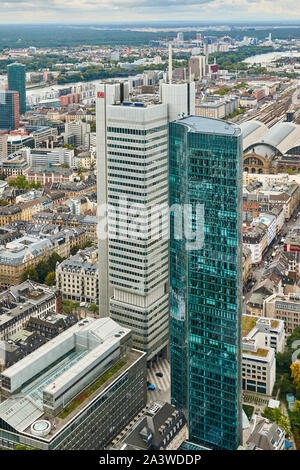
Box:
[169,116,243,450]
[96,81,195,361]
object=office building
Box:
[22,147,76,168]
[169,116,243,450]
[188,56,206,81]
[264,292,300,334]
[96,81,195,361]
[0,132,8,158]
[0,317,147,450]
[0,91,20,131]
[7,63,26,115]
[63,120,91,149]
[242,315,283,395]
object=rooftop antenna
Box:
[169,43,173,84]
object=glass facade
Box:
[7,63,26,115]
[0,91,19,131]
[169,117,243,450]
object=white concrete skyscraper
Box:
[96,80,195,361]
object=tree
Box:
[88,303,99,313]
[10,174,30,190]
[291,362,300,387]
[36,260,50,283]
[23,267,38,282]
[262,406,291,436]
[30,181,42,189]
[62,299,79,314]
[45,271,55,286]
[276,351,292,375]
[48,252,64,271]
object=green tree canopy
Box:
[45,271,55,286]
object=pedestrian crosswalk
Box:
[147,358,170,402]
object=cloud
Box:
[0,0,300,22]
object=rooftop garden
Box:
[242,316,257,337]
[243,348,269,358]
[58,360,126,420]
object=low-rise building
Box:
[0,153,29,176]
[26,166,75,187]
[243,247,253,284]
[32,212,97,241]
[26,312,77,340]
[246,418,285,450]
[242,345,275,396]
[0,281,61,341]
[243,222,268,264]
[56,250,99,305]
[0,330,46,371]
[110,402,188,450]
[264,292,300,334]
[0,227,87,287]
[0,317,147,450]
[23,147,76,169]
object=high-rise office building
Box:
[7,62,26,115]
[0,90,20,131]
[169,116,243,450]
[188,56,206,81]
[96,81,195,361]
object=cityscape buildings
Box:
[1,22,300,453]
[169,116,243,450]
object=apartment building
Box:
[0,153,29,176]
[0,228,87,287]
[243,222,268,264]
[264,293,300,334]
[32,212,97,241]
[0,281,61,341]
[56,250,99,305]
[243,247,253,284]
[0,196,52,226]
[246,419,285,450]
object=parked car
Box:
[148,384,155,391]
[156,372,163,378]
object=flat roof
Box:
[177,115,241,137]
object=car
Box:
[156,372,163,378]
[148,384,155,391]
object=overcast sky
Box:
[1,0,300,24]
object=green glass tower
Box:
[169,116,243,450]
[7,63,26,115]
